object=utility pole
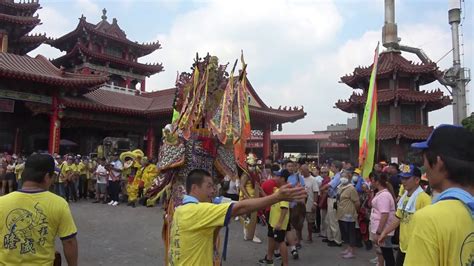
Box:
[445,0,470,125]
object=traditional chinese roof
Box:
[332,124,433,141]
[0,53,108,89]
[48,12,161,57]
[335,89,451,113]
[8,33,47,55]
[61,88,174,117]
[51,43,163,75]
[0,11,39,25]
[341,51,440,89]
[270,133,331,141]
[0,0,41,14]
[61,87,306,123]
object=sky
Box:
[29,0,473,134]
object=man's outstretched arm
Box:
[231,184,305,217]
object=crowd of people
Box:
[0,124,473,266]
[0,151,158,208]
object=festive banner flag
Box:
[359,43,380,178]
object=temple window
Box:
[105,45,123,58]
[401,105,417,125]
[378,105,390,125]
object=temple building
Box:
[335,51,451,163]
[0,2,305,159]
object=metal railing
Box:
[99,83,138,95]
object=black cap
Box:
[412,124,474,162]
[22,154,55,177]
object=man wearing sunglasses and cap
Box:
[378,164,431,266]
[403,125,474,266]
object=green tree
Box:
[461,113,474,132]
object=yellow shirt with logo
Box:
[169,202,233,266]
[395,191,431,252]
[404,200,474,266]
[269,195,289,229]
[0,191,77,266]
[59,163,74,183]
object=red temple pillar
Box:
[48,96,61,154]
[146,127,155,158]
[13,128,21,155]
[263,125,271,160]
[140,79,146,92]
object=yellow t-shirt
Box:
[404,200,474,266]
[59,163,74,183]
[77,162,87,176]
[169,202,233,266]
[14,163,24,180]
[395,191,431,252]
[0,191,77,266]
[269,197,289,229]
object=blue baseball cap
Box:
[411,124,464,149]
[398,164,421,178]
[411,124,474,162]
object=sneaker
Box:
[291,249,299,260]
[258,256,274,266]
[342,253,355,259]
[273,253,281,260]
[370,257,378,264]
[112,201,119,206]
[252,236,262,244]
[108,201,114,205]
[340,249,350,255]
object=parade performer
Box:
[239,153,262,243]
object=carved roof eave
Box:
[335,89,452,113]
[340,51,441,89]
[48,17,161,56]
[331,125,434,142]
[0,12,40,26]
[0,1,41,12]
[51,43,164,75]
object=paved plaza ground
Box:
[58,200,375,265]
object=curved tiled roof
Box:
[0,0,40,11]
[9,33,48,55]
[335,89,451,113]
[51,43,163,75]
[332,125,433,141]
[0,53,108,88]
[341,51,440,88]
[48,16,161,57]
[0,12,39,25]
[62,87,306,123]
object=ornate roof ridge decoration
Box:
[335,88,452,113]
[340,51,441,88]
[51,43,164,75]
[0,53,108,89]
[331,124,434,142]
[48,12,161,56]
[0,12,40,25]
[0,0,41,10]
[18,32,47,42]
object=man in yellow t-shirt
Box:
[0,154,78,266]
[404,125,474,266]
[169,169,306,266]
[14,157,25,189]
[378,164,431,265]
[77,158,89,199]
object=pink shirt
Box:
[370,189,396,235]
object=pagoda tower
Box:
[48,8,163,93]
[0,0,47,55]
[335,51,451,162]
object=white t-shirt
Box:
[304,175,320,212]
[224,175,238,195]
[95,165,108,184]
[109,160,123,180]
[314,175,323,188]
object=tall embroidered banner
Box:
[359,43,379,178]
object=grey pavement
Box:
[58,200,375,266]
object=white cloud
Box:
[141,0,344,133]
[75,0,100,18]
